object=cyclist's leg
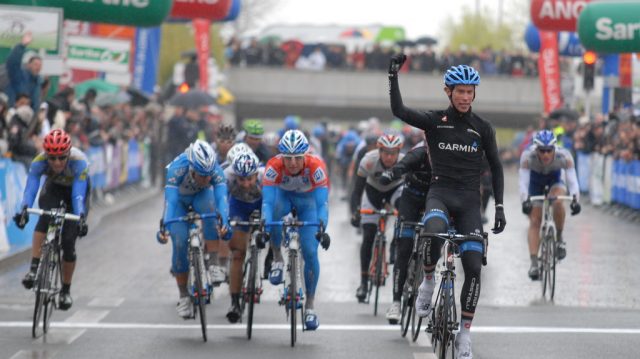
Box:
[528,182,545,276]
[293,193,320,306]
[549,183,567,237]
[167,200,189,298]
[193,187,228,283]
[359,191,379,297]
[388,185,403,265]
[393,191,424,302]
[268,188,291,284]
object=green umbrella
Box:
[75,78,120,99]
[375,26,406,43]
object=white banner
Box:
[0,5,62,52]
[66,36,131,73]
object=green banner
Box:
[0,0,172,27]
[578,1,640,53]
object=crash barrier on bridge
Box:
[576,151,640,210]
[0,139,151,256]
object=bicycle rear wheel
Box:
[32,247,51,338]
[193,251,207,342]
[400,258,416,337]
[540,234,549,298]
[43,250,60,334]
[373,239,386,316]
[436,279,454,359]
[246,247,258,340]
[289,253,297,347]
[549,232,557,300]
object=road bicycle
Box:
[360,201,397,316]
[529,191,574,300]
[27,203,81,338]
[229,211,264,340]
[424,231,487,359]
[163,210,218,342]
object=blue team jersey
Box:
[165,153,226,195]
[21,147,90,216]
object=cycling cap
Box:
[444,65,480,86]
[278,129,309,155]
[187,139,217,176]
[232,152,259,177]
[43,129,71,156]
[533,129,557,149]
[227,142,253,164]
[243,119,264,137]
[377,133,404,150]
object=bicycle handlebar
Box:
[359,208,398,216]
[229,218,262,227]
[164,212,219,225]
[420,231,485,243]
[265,220,321,228]
[26,208,81,222]
[529,195,574,202]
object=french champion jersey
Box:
[165,153,226,196]
[357,149,405,192]
[262,154,329,193]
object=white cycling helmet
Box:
[232,152,260,177]
[226,142,253,164]
[278,129,309,155]
[187,139,217,176]
[376,133,404,150]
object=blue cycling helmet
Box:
[232,152,259,177]
[187,139,217,176]
[444,65,481,86]
[533,129,557,149]
[284,115,300,130]
[278,129,309,155]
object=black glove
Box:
[13,205,28,229]
[379,170,394,186]
[78,214,88,237]
[388,54,407,75]
[521,199,533,215]
[570,200,581,216]
[256,231,269,249]
[492,206,506,234]
[350,210,361,228]
[316,220,331,250]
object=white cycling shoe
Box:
[415,280,434,317]
[209,265,227,286]
[386,301,401,324]
[176,296,193,319]
[455,335,473,359]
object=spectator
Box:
[184,55,199,88]
[296,46,326,71]
[243,38,263,66]
[5,32,43,112]
[8,105,37,168]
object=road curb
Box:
[0,184,161,269]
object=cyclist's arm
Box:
[389,73,435,131]
[350,175,366,214]
[261,185,276,223]
[313,186,329,226]
[518,152,531,202]
[564,156,580,202]
[483,125,504,206]
[392,146,428,178]
[211,164,229,226]
[71,161,89,216]
[20,159,45,210]
[162,185,180,224]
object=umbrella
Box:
[375,26,405,43]
[126,86,151,107]
[95,92,131,107]
[548,108,579,121]
[395,40,416,48]
[181,49,197,59]
[75,78,120,98]
[280,39,304,53]
[416,36,438,46]
[340,28,372,39]
[169,89,216,109]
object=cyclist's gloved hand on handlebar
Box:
[219,224,233,241]
[379,170,394,186]
[570,200,581,216]
[521,199,533,215]
[156,219,169,244]
[77,214,88,237]
[388,54,407,75]
[316,220,331,250]
[492,205,506,234]
[13,205,29,229]
[350,210,361,228]
[256,231,270,249]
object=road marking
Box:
[65,310,110,323]
[10,350,57,359]
[87,297,125,307]
[2,322,640,334]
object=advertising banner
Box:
[524,23,584,57]
[531,0,591,32]
[170,0,232,21]
[0,0,172,27]
[538,31,563,113]
[193,19,210,91]
[223,0,241,21]
[133,27,162,95]
[578,1,640,53]
[0,5,61,51]
[66,35,131,73]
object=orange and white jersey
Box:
[262,154,329,193]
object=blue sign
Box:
[133,27,162,95]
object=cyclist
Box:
[519,130,581,280]
[156,139,231,318]
[224,152,263,323]
[350,134,405,303]
[379,143,432,323]
[215,123,236,168]
[242,119,272,163]
[13,129,90,311]
[261,129,330,330]
[390,57,506,359]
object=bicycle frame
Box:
[27,205,80,338]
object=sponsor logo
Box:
[437,125,454,129]
[441,115,448,122]
[438,142,479,153]
[467,128,481,137]
[168,177,177,184]
[313,167,326,183]
[265,167,278,181]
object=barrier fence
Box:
[0,138,150,255]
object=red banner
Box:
[619,54,632,88]
[538,31,563,114]
[193,19,211,91]
[171,0,232,20]
[531,0,591,32]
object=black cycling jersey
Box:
[389,145,431,194]
[389,75,504,205]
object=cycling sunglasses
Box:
[536,147,554,154]
[282,154,305,160]
[47,155,69,162]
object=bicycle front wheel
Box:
[289,253,298,347]
[43,250,61,334]
[400,258,415,337]
[246,247,258,340]
[32,248,50,338]
[192,251,207,342]
[549,231,557,300]
[373,239,386,316]
[436,279,454,359]
[540,234,549,298]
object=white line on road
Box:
[413,353,437,359]
[87,297,125,307]
[2,322,640,334]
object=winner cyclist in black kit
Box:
[389,55,506,359]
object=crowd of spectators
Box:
[225,37,540,77]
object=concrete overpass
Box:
[227,67,548,128]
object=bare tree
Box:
[224,0,284,40]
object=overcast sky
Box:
[262,0,522,40]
